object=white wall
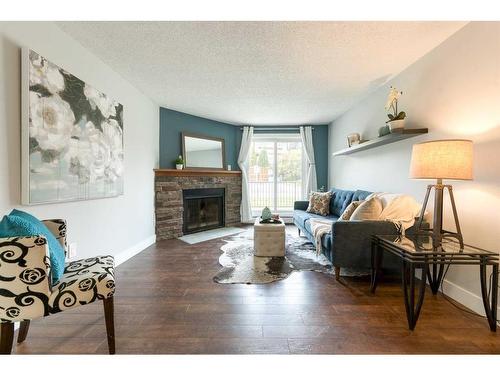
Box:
[328,22,500,315]
[0,22,159,263]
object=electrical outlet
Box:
[68,243,77,259]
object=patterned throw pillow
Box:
[350,197,383,221]
[339,200,362,220]
[306,191,332,216]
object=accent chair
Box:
[0,219,116,354]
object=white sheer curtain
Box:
[238,126,254,223]
[300,126,317,198]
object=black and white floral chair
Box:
[0,219,116,354]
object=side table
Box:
[371,234,499,331]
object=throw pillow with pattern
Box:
[306,191,332,216]
[339,200,362,220]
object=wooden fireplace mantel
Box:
[154,168,242,177]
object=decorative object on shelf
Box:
[385,86,406,132]
[21,49,124,205]
[227,165,231,171]
[409,139,473,248]
[332,128,428,156]
[175,155,184,170]
[347,133,361,147]
[261,206,272,220]
[378,124,391,137]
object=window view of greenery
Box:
[249,140,303,214]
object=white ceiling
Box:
[57,21,467,125]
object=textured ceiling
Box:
[57,21,466,125]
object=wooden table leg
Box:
[17,321,30,343]
[0,322,14,354]
[103,297,116,354]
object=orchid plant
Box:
[385,86,406,123]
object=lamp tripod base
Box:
[416,180,464,249]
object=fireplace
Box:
[182,188,225,234]
[155,169,241,240]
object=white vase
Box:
[175,164,183,170]
[389,119,405,132]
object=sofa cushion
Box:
[329,189,354,217]
[304,215,337,234]
[294,210,336,228]
[294,210,310,228]
[352,189,372,202]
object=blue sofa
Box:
[293,188,420,275]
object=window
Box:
[248,134,305,216]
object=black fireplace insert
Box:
[182,188,225,235]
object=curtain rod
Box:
[239,127,314,131]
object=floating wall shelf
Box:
[332,128,428,156]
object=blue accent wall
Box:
[311,125,329,191]
[159,108,241,170]
[159,107,328,189]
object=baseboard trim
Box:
[412,271,497,325]
[114,234,156,267]
[440,277,499,321]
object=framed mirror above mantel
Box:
[181,132,226,170]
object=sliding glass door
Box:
[248,134,304,216]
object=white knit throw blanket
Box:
[366,192,423,232]
[308,218,333,255]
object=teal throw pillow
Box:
[0,209,66,284]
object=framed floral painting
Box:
[21,49,124,204]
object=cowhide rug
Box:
[213,228,368,284]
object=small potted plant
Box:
[385,86,406,132]
[175,155,184,170]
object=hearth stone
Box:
[155,172,242,240]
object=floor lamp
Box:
[409,139,473,248]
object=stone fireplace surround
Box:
[154,169,242,240]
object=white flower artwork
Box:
[22,49,124,204]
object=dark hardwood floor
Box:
[13,226,500,354]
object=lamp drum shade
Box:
[409,140,473,180]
